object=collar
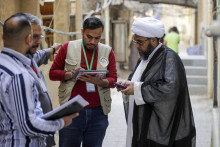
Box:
[1,47,31,67]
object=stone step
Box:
[188,85,207,95]
[186,75,208,85]
[185,66,207,76]
[181,56,207,67]
[181,56,208,95]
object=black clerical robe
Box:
[125,45,196,147]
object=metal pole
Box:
[205,1,220,146]
[217,0,220,146]
[213,36,220,147]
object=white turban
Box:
[131,17,165,38]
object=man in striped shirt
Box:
[24,13,62,147]
[0,13,78,147]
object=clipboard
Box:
[41,95,89,120]
[72,70,109,80]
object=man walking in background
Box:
[164,26,180,53]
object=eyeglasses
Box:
[132,38,150,45]
[33,34,44,40]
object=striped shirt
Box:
[27,49,53,114]
[0,48,64,147]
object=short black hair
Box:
[172,26,179,33]
[83,17,104,31]
[3,13,31,43]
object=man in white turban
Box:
[116,17,196,147]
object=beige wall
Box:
[54,0,70,43]
[207,0,214,98]
[0,0,21,49]
[195,0,214,57]
[0,0,40,49]
[160,4,195,54]
[197,0,211,46]
[197,0,203,45]
[21,0,40,15]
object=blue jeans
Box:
[59,107,109,147]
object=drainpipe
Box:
[216,0,220,146]
[205,4,220,145]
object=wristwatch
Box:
[50,46,56,54]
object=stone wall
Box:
[54,0,70,43]
[0,0,40,50]
[0,0,21,49]
[21,0,40,15]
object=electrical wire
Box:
[48,0,61,28]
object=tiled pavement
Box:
[102,87,127,147]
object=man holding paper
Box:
[0,13,78,147]
[24,13,62,147]
[49,17,117,147]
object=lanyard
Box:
[82,42,96,70]
[30,64,40,78]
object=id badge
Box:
[39,78,48,92]
[86,82,95,92]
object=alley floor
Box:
[103,88,213,147]
[46,67,213,147]
[102,70,213,147]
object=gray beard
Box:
[139,43,154,60]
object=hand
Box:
[115,81,127,91]
[64,71,74,80]
[64,67,85,80]
[52,43,62,54]
[78,74,109,87]
[119,81,134,95]
[78,74,102,85]
[73,67,85,75]
[62,113,79,127]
